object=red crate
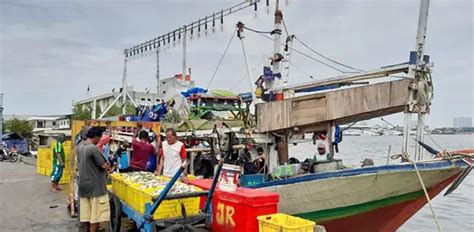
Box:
[188,179,279,232]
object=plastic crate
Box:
[257,213,315,232]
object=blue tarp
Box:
[181,87,208,97]
[2,133,28,154]
[295,84,343,93]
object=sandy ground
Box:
[0,158,77,232]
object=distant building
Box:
[453,117,472,128]
[159,73,195,96]
[73,88,160,114]
[27,114,72,131]
[74,73,195,117]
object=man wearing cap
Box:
[315,143,331,161]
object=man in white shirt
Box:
[156,128,188,182]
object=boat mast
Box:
[271,0,283,93]
[402,0,432,160]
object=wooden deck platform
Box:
[256,79,411,133]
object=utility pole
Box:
[182,25,187,83]
[121,57,128,115]
[0,93,3,145]
[156,49,160,94]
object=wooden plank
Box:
[259,100,292,132]
[326,79,410,120]
[291,97,327,127]
[256,79,410,133]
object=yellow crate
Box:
[110,174,201,220]
[37,166,46,175]
[132,185,201,220]
[257,213,315,232]
[59,177,70,184]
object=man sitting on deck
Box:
[156,128,188,182]
[314,143,331,161]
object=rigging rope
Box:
[242,26,273,34]
[288,61,315,79]
[293,36,365,72]
[251,31,350,73]
[281,18,290,37]
[207,30,237,90]
[411,159,444,232]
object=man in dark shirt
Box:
[130,128,156,171]
[78,127,111,232]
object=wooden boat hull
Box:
[251,159,469,231]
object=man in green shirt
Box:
[51,135,66,191]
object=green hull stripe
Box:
[295,190,425,222]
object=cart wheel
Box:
[109,194,121,232]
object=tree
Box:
[126,102,136,115]
[95,104,102,119]
[4,118,34,139]
[72,105,91,120]
[104,104,121,117]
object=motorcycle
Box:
[0,145,19,162]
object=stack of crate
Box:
[36,140,72,184]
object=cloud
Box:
[0,0,472,127]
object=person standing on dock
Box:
[78,127,111,232]
[130,126,156,172]
[156,128,188,182]
[51,135,66,192]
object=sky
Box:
[0,0,472,127]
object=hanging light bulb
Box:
[220,9,224,32]
[266,0,270,14]
[204,16,208,36]
[197,19,201,37]
[212,13,216,32]
[173,31,176,47]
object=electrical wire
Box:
[242,26,273,34]
[252,31,350,73]
[294,36,365,72]
[206,30,236,90]
[288,61,315,79]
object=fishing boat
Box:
[103,0,472,231]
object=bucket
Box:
[275,92,284,101]
[219,164,241,192]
